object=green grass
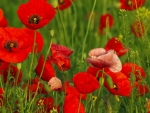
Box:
[0,0,150,113]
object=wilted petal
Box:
[88,48,106,57]
[48,77,62,90]
[49,51,71,71]
[86,58,110,67]
[50,43,73,56]
[87,49,122,72]
[108,53,122,72]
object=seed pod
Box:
[105,75,113,88]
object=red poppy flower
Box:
[0,27,34,63]
[86,66,109,79]
[0,60,22,85]
[2,65,22,85]
[56,0,75,10]
[121,62,146,81]
[63,94,85,113]
[100,13,114,28]
[21,28,44,53]
[105,37,128,56]
[49,50,71,71]
[86,48,122,72]
[120,0,145,10]
[104,71,131,96]
[22,82,48,95]
[35,55,55,82]
[63,81,86,100]
[17,0,56,30]
[50,43,73,56]
[0,9,8,27]
[98,13,114,34]
[30,77,39,84]
[72,72,100,94]
[132,82,149,96]
[131,21,145,37]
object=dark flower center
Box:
[58,0,64,4]
[4,41,18,52]
[126,0,133,6]
[113,84,119,91]
[28,14,41,24]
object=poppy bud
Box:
[48,77,62,90]
[105,75,113,88]
[99,77,104,86]
[44,83,51,93]
[50,0,59,8]
[50,28,54,37]
[17,63,22,70]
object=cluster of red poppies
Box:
[0,0,149,113]
[99,0,146,38]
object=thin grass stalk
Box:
[70,0,77,49]
[57,9,68,46]
[28,30,53,111]
[81,0,97,61]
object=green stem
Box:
[28,32,53,111]
[28,30,36,79]
[71,0,77,49]
[57,9,68,46]
[81,0,97,61]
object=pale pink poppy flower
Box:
[86,48,122,72]
[48,77,62,90]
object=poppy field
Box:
[0,0,150,113]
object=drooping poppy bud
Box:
[48,77,62,90]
